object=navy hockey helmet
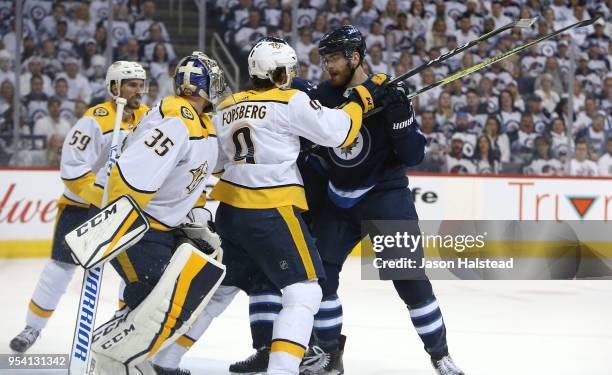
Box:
[318,25,366,62]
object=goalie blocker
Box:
[65,195,150,269]
[89,243,225,374]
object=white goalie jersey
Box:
[107,96,218,230]
[211,87,363,210]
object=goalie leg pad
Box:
[90,243,225,369]
[152,285,239,369]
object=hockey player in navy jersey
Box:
[231,26,465,375]
[306,25,464,375]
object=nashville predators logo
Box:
[181,106,194,120]
[94,107,109,117]
[186,162,208,193]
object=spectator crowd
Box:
[0,0,611,177]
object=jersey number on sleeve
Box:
[232,127,255,164]
[68,130,91,151]
[144,128,174,157]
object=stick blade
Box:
[579,15,602,28]
[516,18,537,28]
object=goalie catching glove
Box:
[173,207,223,262]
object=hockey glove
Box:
[381,82,412,124]
[347,73,389,113]
[383,83,426,166]
[174,208,223,262]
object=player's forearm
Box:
[62,172,104,207]
[391,130,426,166]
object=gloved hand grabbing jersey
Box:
[347,73,390,113]
[174,207,223,262]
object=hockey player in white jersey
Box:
[9,61,149,353]
[83,52,228,375]
[139,37,388,375]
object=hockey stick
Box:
[68,97,127,375]
[405,16,600,100]
[364,15,601,118]
[389,17,536,86]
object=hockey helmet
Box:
[105,61,147,99]
[248,37,298,89]
[174,51,230,107]
[318,25,366,62]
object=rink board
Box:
[1,168,611,258]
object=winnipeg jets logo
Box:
[186,162,208,193]
[329,127,371,167]
[340,137,359,158]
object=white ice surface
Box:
[1,257,612,374]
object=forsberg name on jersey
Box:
[222,104,267,126]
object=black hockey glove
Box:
[382,82,426,166]
[347,73,390,113]
[381,82,412,125]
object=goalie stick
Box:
[68,97,127,375]
[363,15,601,118]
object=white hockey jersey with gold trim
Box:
[107,95,218,231]
[210,87,363,210]
[59,101,149,208]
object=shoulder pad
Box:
[160,96,210,139]
[219,88,299,110]
[84,102,116,134]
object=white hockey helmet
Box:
[248,37,297,89]
[105,61,147,99]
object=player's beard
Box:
[126,95,142,110]
[329,62,353,88]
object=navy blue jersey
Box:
[308,79,424,208]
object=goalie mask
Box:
[248,37,298,89]
[105,61,148,99]
[174,51,231,110]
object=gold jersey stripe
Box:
[277,206,316,280]
[339,102,363,148]
[218,88,299,110]
[210,181,308,211]
[62,171,104,208]
[57,194,90,209]
[108,165,155,210]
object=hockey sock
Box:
[394,280,449,360]
[269,281,321,374]
[312,294,343,352]
[27,260,77,330]
[249,291,282,349]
